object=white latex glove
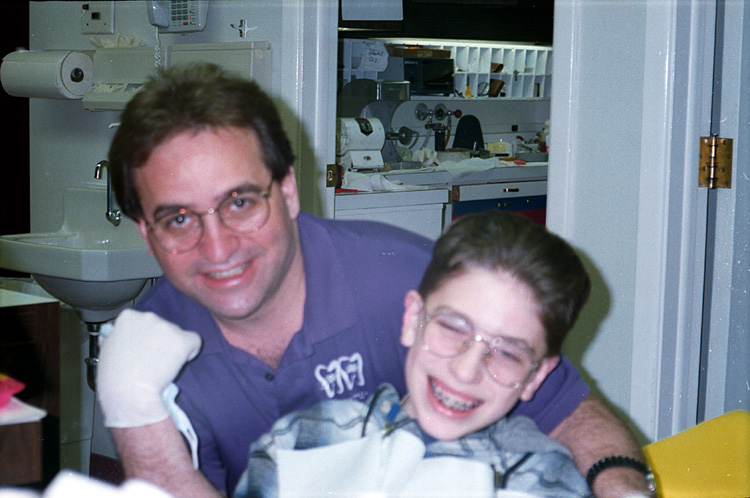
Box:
[96,309,202,428]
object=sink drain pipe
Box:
[85,322,100,392]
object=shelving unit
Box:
[339,38,552,100]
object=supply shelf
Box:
[339,38,552,100]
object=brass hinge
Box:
[699,135,733,189]
[326,164,338,188]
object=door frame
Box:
[281,0,338,219]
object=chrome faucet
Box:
[94,160,122,226]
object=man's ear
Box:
[279,166,300,219]
[400,290,424,348]
[519,355,560,402]
[136,219,156,256]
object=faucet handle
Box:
[107,210,122,227]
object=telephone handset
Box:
[148,1,209,33]
[148,1,170,28]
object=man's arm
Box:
[97,311,219,496]
[111,421,223,497]
[550,393,654,498]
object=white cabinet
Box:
[334,189,449,240]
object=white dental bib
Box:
[276,428,535,498]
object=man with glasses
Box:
[99,63,653,498]
[234,211,593,498]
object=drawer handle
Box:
[503,188,520,192]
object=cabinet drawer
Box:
[452,180,547,201]
[450,181,547,226]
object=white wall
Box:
[27,0,331,232]
[548,0,646,425]
[548,0,718,442]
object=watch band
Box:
[586,455,656,493]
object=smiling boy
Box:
[234,211,594,498]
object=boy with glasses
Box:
[233,211,593,498]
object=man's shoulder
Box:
[297,212,433,290]
[298,212,434,255]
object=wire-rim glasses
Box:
[146,179,274,254]
[420,308,540,389]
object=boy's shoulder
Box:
[250,384,403,455]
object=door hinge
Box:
[699,135,733,189]
[326,164,338,188]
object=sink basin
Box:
[0,188,162,323]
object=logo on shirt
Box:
[314,352,365,398]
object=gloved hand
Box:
[96,309,202,428]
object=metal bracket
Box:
[699,135,733,189]
[326,164,338,188]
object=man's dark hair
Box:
[108,63,295,220]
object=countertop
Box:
[0,288,57,308]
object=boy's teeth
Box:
[209,264,247,279]
[430,378,480,412]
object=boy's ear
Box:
[400,290,424,348]
[519,355,560,402]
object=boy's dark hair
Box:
[418,211,591,356]
[108,62,295,220]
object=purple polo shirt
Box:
[134,212,589,495]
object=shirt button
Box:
[265,372,275,381]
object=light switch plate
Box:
[81,1,114,35]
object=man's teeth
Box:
[208,264,247,279]
[430,379,480,412]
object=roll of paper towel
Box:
[1,50,93,99]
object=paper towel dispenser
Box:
[1,50,94,99]
[81,41,272,111]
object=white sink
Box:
[0,188,162,323]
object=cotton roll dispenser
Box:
[336,118,386,171]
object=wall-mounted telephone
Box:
[148,1,209,33]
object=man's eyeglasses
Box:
[146,180,273,254]
[420,308,540,389]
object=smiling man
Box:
[133,127,305,364]
[99,63,654,498]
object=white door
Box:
[548,0,747,442]
[696,0,750,423]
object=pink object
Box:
[0,374,25,408]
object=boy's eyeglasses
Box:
[420,309,540,389]
[146,180,273,254]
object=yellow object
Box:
[487,142,508,154]
[643,410,750,498]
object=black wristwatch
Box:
[586,456,656,494]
